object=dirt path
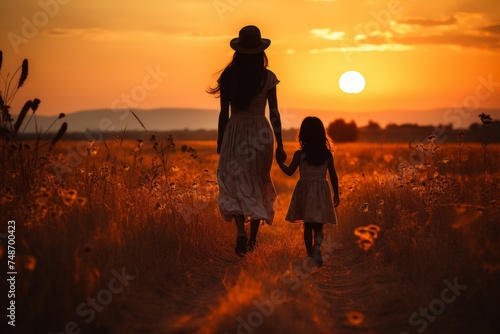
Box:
[102,230,459,334]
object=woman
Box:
[208,25,286,257]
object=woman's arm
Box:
[217,97,230,154]
[267,87,286,162]
[278,150,301,176]
[327,152,340,207]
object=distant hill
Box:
[16,108,219,133]
[12,107,500,133]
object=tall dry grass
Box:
[1,131,498,333]
[2,51,499,333]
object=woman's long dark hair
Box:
[207,52,268,110]
[298,116,332,166]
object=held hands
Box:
[333,195,340,208]
[275,146,287,164]
[217,140,222,155]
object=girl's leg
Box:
[234,215,247,257]
[312,223,324,247]
[248,219,260,252]
[312,223,324,266]
[235,215,246,237]
[304,223,313,256]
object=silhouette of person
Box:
[208,25,286,256]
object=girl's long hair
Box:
[207,52,268,110]
[298,116,332,166]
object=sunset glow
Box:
[1,0,499,127]
[339,71,366,94]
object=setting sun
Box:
[339,71,366,94]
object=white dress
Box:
[217,70,279,225]
[285,153,338,225]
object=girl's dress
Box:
[285,152,338,224]
[217,69,279,225]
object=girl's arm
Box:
[267,87,286,162]
[217,97,230,154]
[327,152,340,207]
[278,150,301,176]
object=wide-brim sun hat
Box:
[230,25,271,54]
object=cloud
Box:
[310,29,345,40]
[44,27,229,42]
[309,12,500,53]
[480,24,500,34]
[397,15,457,27]
[394,34,500,50]
[390,13,500,50]
[310,44,412,54]
[173,31,230,41]
[44,28,126,41]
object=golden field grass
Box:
[1,135,499,334]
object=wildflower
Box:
[457,130,465,141]
[383,154,394,163]
[478,113,493,125]
[58,113,65,119]
[8,170,20,178]
[87,147,98,156]
[61,189,77,206]
[18,255,36,271]
[346,311,364,325]
[360,203,369,212]
[1,194,14,205]
[354,224,380,251]
[76,197,87,207]
[427,134,437,143]
[122,165,130,171]
[442,157,450,164]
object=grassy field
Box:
[1,134,499,334]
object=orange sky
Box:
[1,0,500,127]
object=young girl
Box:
[208,25,287,257]
[277,116,340,266]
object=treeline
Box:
[18,120,500,143]
[328,119,500,143]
